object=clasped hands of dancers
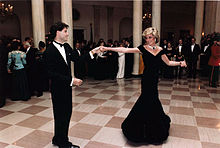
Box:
[92,45,187,67]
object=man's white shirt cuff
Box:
[89,51,94,59]
[70,77,74,86]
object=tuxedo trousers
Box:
[51,83,72,145]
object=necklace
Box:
[148,45,156,50]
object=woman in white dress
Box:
[116,43,125,78]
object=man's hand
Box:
[73,78,82,86]
[180,60,187,67]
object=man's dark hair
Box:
[25,37,31,41]
[107,39,113,44]
[11,41,21,51]
[124,38,130,43]
[38,41,46,49]
[214,33,220,42]
[49,21,69,40]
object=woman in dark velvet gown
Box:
[102,27,187,145]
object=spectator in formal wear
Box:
[23,41,38,96]
[35,41,48,97]
[7,41,30,101]
[94,40,108,80]
[174,38,187,78]
[73,42,86,79]
[187,37,201,78]
[113,40,119,47]
[106,39,118,79]
[43,21,100,148]
[25,36,34,47]
[160,39,168,76]
[200,36,212,77]
[116,42,126,79]
[163,42,175,78]
[124,38,134,78]
[161,39,168,50]
[208,35,220,87]
[0,37,9,107]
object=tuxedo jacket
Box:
[187,44,201,63]
[26,47,38,68]
[43,43,91,90]
[200,44,211,65]
[175,44,187,61]
[125,44,134,75]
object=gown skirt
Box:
[121,82,171,144]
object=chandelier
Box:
[143,12,152,21]
[0,2,14,23]
[0,2,14,16]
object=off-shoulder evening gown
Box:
[121,45,171,144]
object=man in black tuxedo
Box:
[175,38,187,78]
[124,38,134,78]
[0,39,8,108]
[186,37,201,78]
[200,38,211,77]
[23,41,38,96]
[106,39,118,79]
[73,42,86,79]
[43,22,99,148]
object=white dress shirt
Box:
[53,41,96,86]
[53,41,68,64]
[191,44,195,52]
[178,45,182,53]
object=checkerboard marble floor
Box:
[0,77,220,148]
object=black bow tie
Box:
[54,40,64,47]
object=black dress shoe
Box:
[59,144,80,148]
[52,140,80,148]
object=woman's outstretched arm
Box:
[161,54,187,67]
[101,46,140,53]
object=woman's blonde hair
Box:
[142,27,160,43]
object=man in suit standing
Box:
[0,38,8,107]
[187,37,201,78]
[175,38,187,78]
[23,41,38,96]
[200,37,211,77]
[73,42,86,79]
[124,38,134,78]
[43,22,99,148]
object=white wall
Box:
[72,4,94,41]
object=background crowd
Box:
[0,32,219,108]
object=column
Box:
[204,1,218,34]
[61,0,73,47]
[132,0,142,75]
[215,1,220,32]
[194,0,204,45]
[94,6,100,42]
[61,0,74,75]
[100,6,108,41]
[152,0,161,44]
[210,1,217,33]
[107,7,114,40]
[31,0,45,48]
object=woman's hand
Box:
[180,60,187,67]
[100,46,108,52]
